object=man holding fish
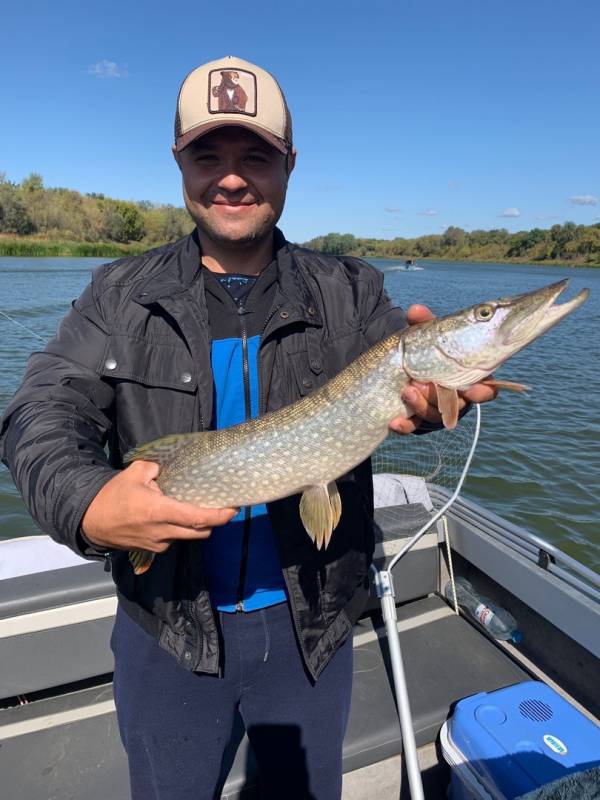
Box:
[3,55,564,800]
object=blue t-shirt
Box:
[201,270,287,612]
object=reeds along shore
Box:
[1,235,598,267]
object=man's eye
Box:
[245,154,269,164]
[194,154,218,164]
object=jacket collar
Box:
[133,230,203,304]
[133,227,322,326]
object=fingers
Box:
[126,459,160,482]
[402,384,450,424]
[388,414,422,435]
[459,381,498,404]
[81,460,239,554]
[406,304,435,325]
[152,495,239,530]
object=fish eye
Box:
[475,304,495,321]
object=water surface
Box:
[0,256,598,571]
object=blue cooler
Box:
[440,681,600,799]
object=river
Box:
[0,256,598,571]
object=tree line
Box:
[0,172,193,250]
[1,173,599,264]
[303,224,600,265]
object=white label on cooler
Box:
[543,734,568,755]
[475,603,495,627]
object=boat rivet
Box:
[185,620,192,629]
[184,651,192,660]
[181,372,192,384]
[308,306,316,316]
[104,358,117,370]
[280,310,289,319]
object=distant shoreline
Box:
[0,236,597,268]
[370,255,599,269]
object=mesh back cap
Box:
[175,56,292,154]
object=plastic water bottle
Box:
[444,577,523,644]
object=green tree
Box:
[0,180,34,234]
[101,200,146,242]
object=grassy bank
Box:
[0,237,151,258]
[1,236,599,268]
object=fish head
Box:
[402,279,589,389]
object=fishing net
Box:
[370,405,481,569]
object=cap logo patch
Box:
[208,69,257,117]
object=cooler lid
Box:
[449,681,600,799]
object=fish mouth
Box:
[500,279,589,347]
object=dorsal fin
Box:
[123,433,198,466]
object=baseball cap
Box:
[174,56,293,154]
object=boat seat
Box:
[0,535,90,580]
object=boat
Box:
[0,467,598,799]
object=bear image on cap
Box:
[209,69,255,114]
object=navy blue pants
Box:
[111,602,353,800]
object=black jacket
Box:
[0,229,407,679]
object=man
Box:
[0,56,495,799]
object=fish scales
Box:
[157,334,409,507]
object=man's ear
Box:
[286,147,297,177]
[172,145,182,170]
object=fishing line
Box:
[0,309,46,343]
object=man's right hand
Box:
[81,461,238,554]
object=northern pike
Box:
[125,279,588,574]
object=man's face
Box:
[174,127,295,249]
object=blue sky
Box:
[1,0,598,242]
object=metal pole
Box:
[374,568,425,800]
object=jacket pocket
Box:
[99,333,198,391]
[99,334,199,447]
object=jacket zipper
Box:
[257,303,282,415]
[235,302,252,612]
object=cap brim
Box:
[176,120,289,154]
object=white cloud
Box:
[88,60,129,79]
[417,209,438,216]
[570,194,598,206]
[501,208,521,218]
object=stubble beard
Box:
[190,205,281,253]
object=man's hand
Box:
[389,304,498,435]
[81,461,238,554]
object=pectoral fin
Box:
[481,378,531,393]
[129,548,155,575]
[299,481,342,550]
[435,384,460,429]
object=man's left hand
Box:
[389,304,498,435]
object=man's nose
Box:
[217,171,248,193]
